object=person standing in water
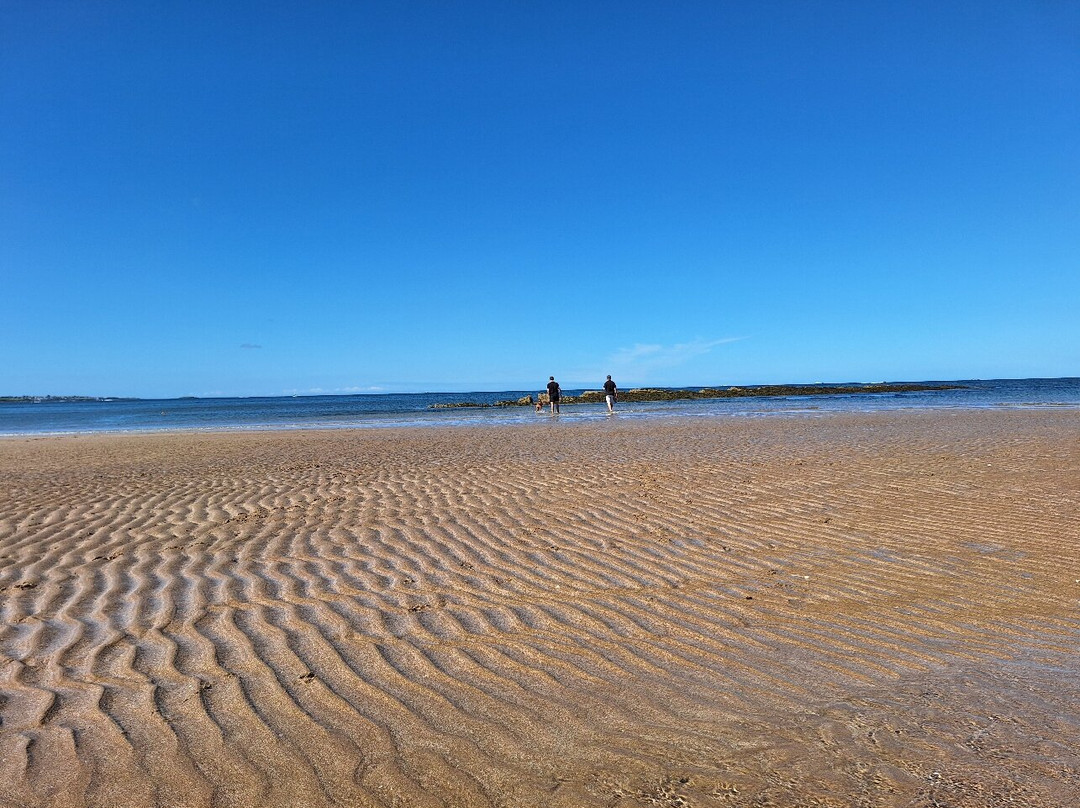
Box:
[546,376,561,414]
[603,374,617,413]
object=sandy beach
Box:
[1,410,1078,808]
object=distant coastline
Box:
[0,395,139,404]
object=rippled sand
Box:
[1,411,1079,807]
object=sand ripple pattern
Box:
[2,411,1079,807]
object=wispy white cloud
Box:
[281,385,388,396]
[577,337,746,385]
[614,337,743,368]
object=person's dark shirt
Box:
[603,379,616,395]
[547,380,560,400]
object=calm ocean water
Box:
[2,378,1079,436]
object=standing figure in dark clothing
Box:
[546,376,561,414]
[603,374,617,413]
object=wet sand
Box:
[1,410,1079,807]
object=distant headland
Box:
[0,395,139,404]
[429,382,967,409]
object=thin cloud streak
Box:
[612,336,744,370]
[280,386,389,396]
[574,337,746,386]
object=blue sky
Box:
[2,1,1077,397]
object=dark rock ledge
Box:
[429,383,964,409]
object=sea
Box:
[2,377,1078,437]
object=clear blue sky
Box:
[3,1,1077,398]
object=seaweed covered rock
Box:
[571,390,606,404]
[430,382,965,409]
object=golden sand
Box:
[1,410,1078,807]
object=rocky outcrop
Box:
[430,395,535,410]
[567,383,964,404]
[430,383,964,409]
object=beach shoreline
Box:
[3,377,1078,438]
[2,410,1079,807]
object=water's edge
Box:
[2,378,1078,436]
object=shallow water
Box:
[2,377,1079,435]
